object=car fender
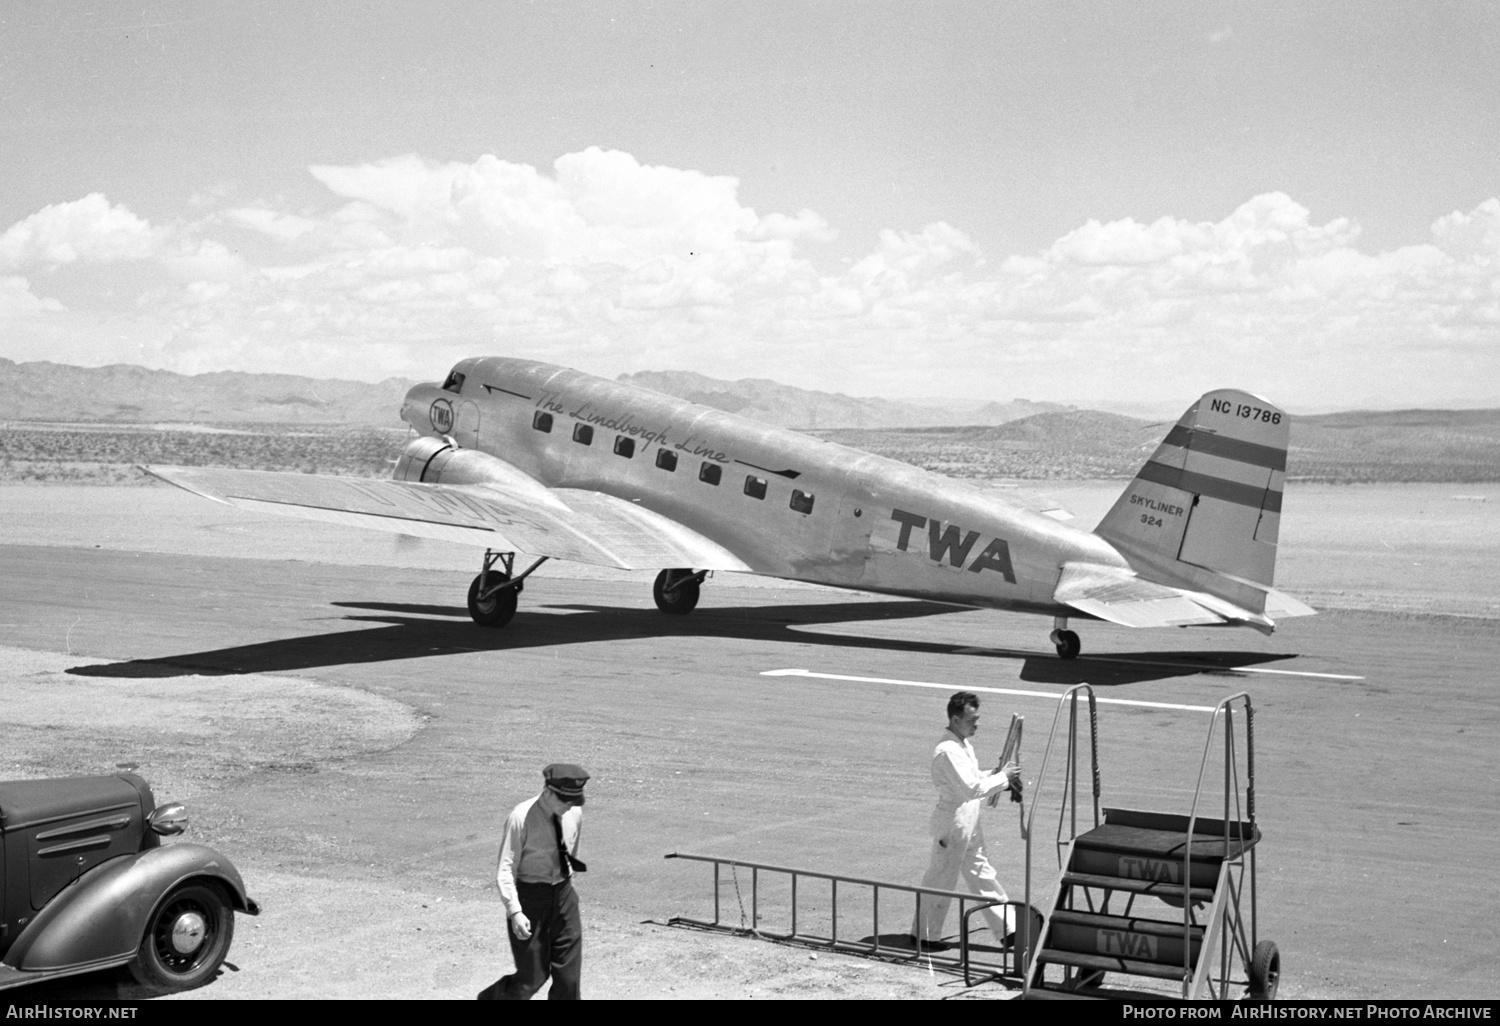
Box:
[3,843,258,973]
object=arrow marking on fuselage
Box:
[482,384,532,399]
[732,459,801,479]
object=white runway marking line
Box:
[948,646,1364,681]
[761,669,1218,713]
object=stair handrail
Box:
[1019,684,1103,849]
[1020,684,1103,997]
[1180,691,1256,997]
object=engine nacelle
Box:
[390,436,560,507]
[391,434,453,482]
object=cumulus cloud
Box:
[223,207,320,242]
[0,193,160,268]
[1047,214,1196,266]
[0,275,65,316]
[1431,198,1500,261]
[1045,194,1357,274]
[853,222,981,283]
[1,149,1498,408]
[306,148,788,268]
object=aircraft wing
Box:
[1053,562,1230,629]
[144,466,753,572]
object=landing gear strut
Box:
[653,568,707,614]
[1050,616,1081,659]
[467,550,548,627]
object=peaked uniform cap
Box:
[543,763,590,798]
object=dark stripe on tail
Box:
[1136,462,1283,513]
[1161,426,1288,471]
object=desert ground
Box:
[1,480,1497,1000]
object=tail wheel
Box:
[1051,629,1081,659]
[129,881,234,992]
[1249,940,1281,999]
[468,572,518,627]
[653,568,700,614]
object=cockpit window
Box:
[442,370,466,393]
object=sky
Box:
[1,1,1498,413]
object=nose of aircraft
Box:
[401,383,433,428]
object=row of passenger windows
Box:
[532,410,814,514]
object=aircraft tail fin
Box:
[1095,390,1289,592]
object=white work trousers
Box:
[913,804,1015,944]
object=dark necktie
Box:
[553,815,587,876]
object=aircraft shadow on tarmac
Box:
[66,597,1299,686]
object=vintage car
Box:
[0,773,258,993]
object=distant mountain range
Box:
[816,408,1500,482]
[3,358,1499,481]
[617,369,1068,428]
[0,359,413,426]
[0,359,1065,428]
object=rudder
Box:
[1096,390,1288,587]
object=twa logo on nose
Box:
[430,399,454,433]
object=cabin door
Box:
[455,400,482,448]
[822,492,874,586]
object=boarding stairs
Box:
[1018,687,1279,1000]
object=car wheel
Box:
[129,881,234,992]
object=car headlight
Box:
[148,802,189,835]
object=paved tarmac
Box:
[2,542,1497,998]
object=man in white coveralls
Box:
[911,690,1023,950]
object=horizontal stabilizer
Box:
[1260,586,1318,620]
[1053,563,1226,629]
[1190,568,1318,622]
[144,465,752,573]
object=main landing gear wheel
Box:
[468,572,518,627]
[129,881,234,992]
[1051,629,1081,660]
[1248,940,1281,1000]
[653,568,700,614]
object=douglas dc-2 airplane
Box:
[148,357,1314,659]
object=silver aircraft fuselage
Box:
[400,357,1128,617]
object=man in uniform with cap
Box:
[911,691,1022,951]
[482,762,590,1000]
